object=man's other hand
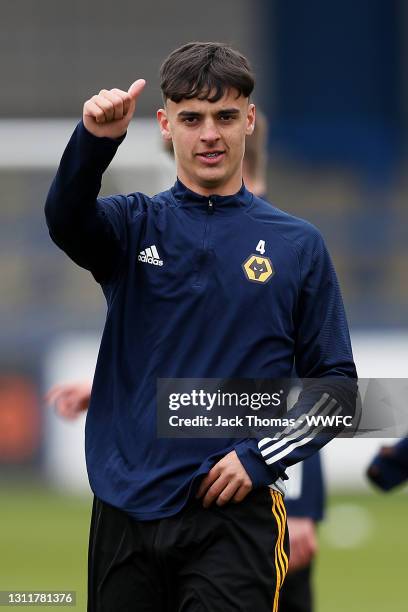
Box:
[83,79,146,139]
[287,517,317,572]
[196,450,253,508]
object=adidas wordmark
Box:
[138,245,164,266]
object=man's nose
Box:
[200,119,220,142]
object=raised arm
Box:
[45,80,146,282]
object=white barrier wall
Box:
[44,335,98,492]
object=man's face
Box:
[157,90,255,196]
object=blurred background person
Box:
[367,438,408,492]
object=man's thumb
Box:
[128,79,146,100]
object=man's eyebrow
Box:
[217,108,240,115]
[177,111,202,118]
[177,108,241,118]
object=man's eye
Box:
[219,115,234,122]
[183,117,198,124]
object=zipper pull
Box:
[207,198,214,214]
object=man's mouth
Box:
[196,151,225,163]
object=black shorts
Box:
[88,488,289,612]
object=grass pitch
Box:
[0,484,91,610]
[0,483,407,611]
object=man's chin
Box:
[196,168,226,188]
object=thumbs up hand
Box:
[83,79,146,139]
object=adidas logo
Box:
[138,245,164,266]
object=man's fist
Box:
[83,79,146,139]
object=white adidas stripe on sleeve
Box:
[264,405,342,465]
[258,392,332,450]
[260,397,338,459]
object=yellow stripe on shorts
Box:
[274,492,289,575]
[270,490,288,612]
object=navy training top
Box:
[45,122,356,520]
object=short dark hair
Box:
[160,42,255,104]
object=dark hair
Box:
[160,42,255,103]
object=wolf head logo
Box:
[249,259,268,279]
[242,255,274,284]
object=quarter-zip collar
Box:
[170,178,253,214]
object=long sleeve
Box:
[235,232,357,487]
[45,121,129,283]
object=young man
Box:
[45,42,356,612]
[47,112,323,612]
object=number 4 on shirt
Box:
[256,240,266,255]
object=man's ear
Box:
[245,103,256,136]
[157,108,172,141]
